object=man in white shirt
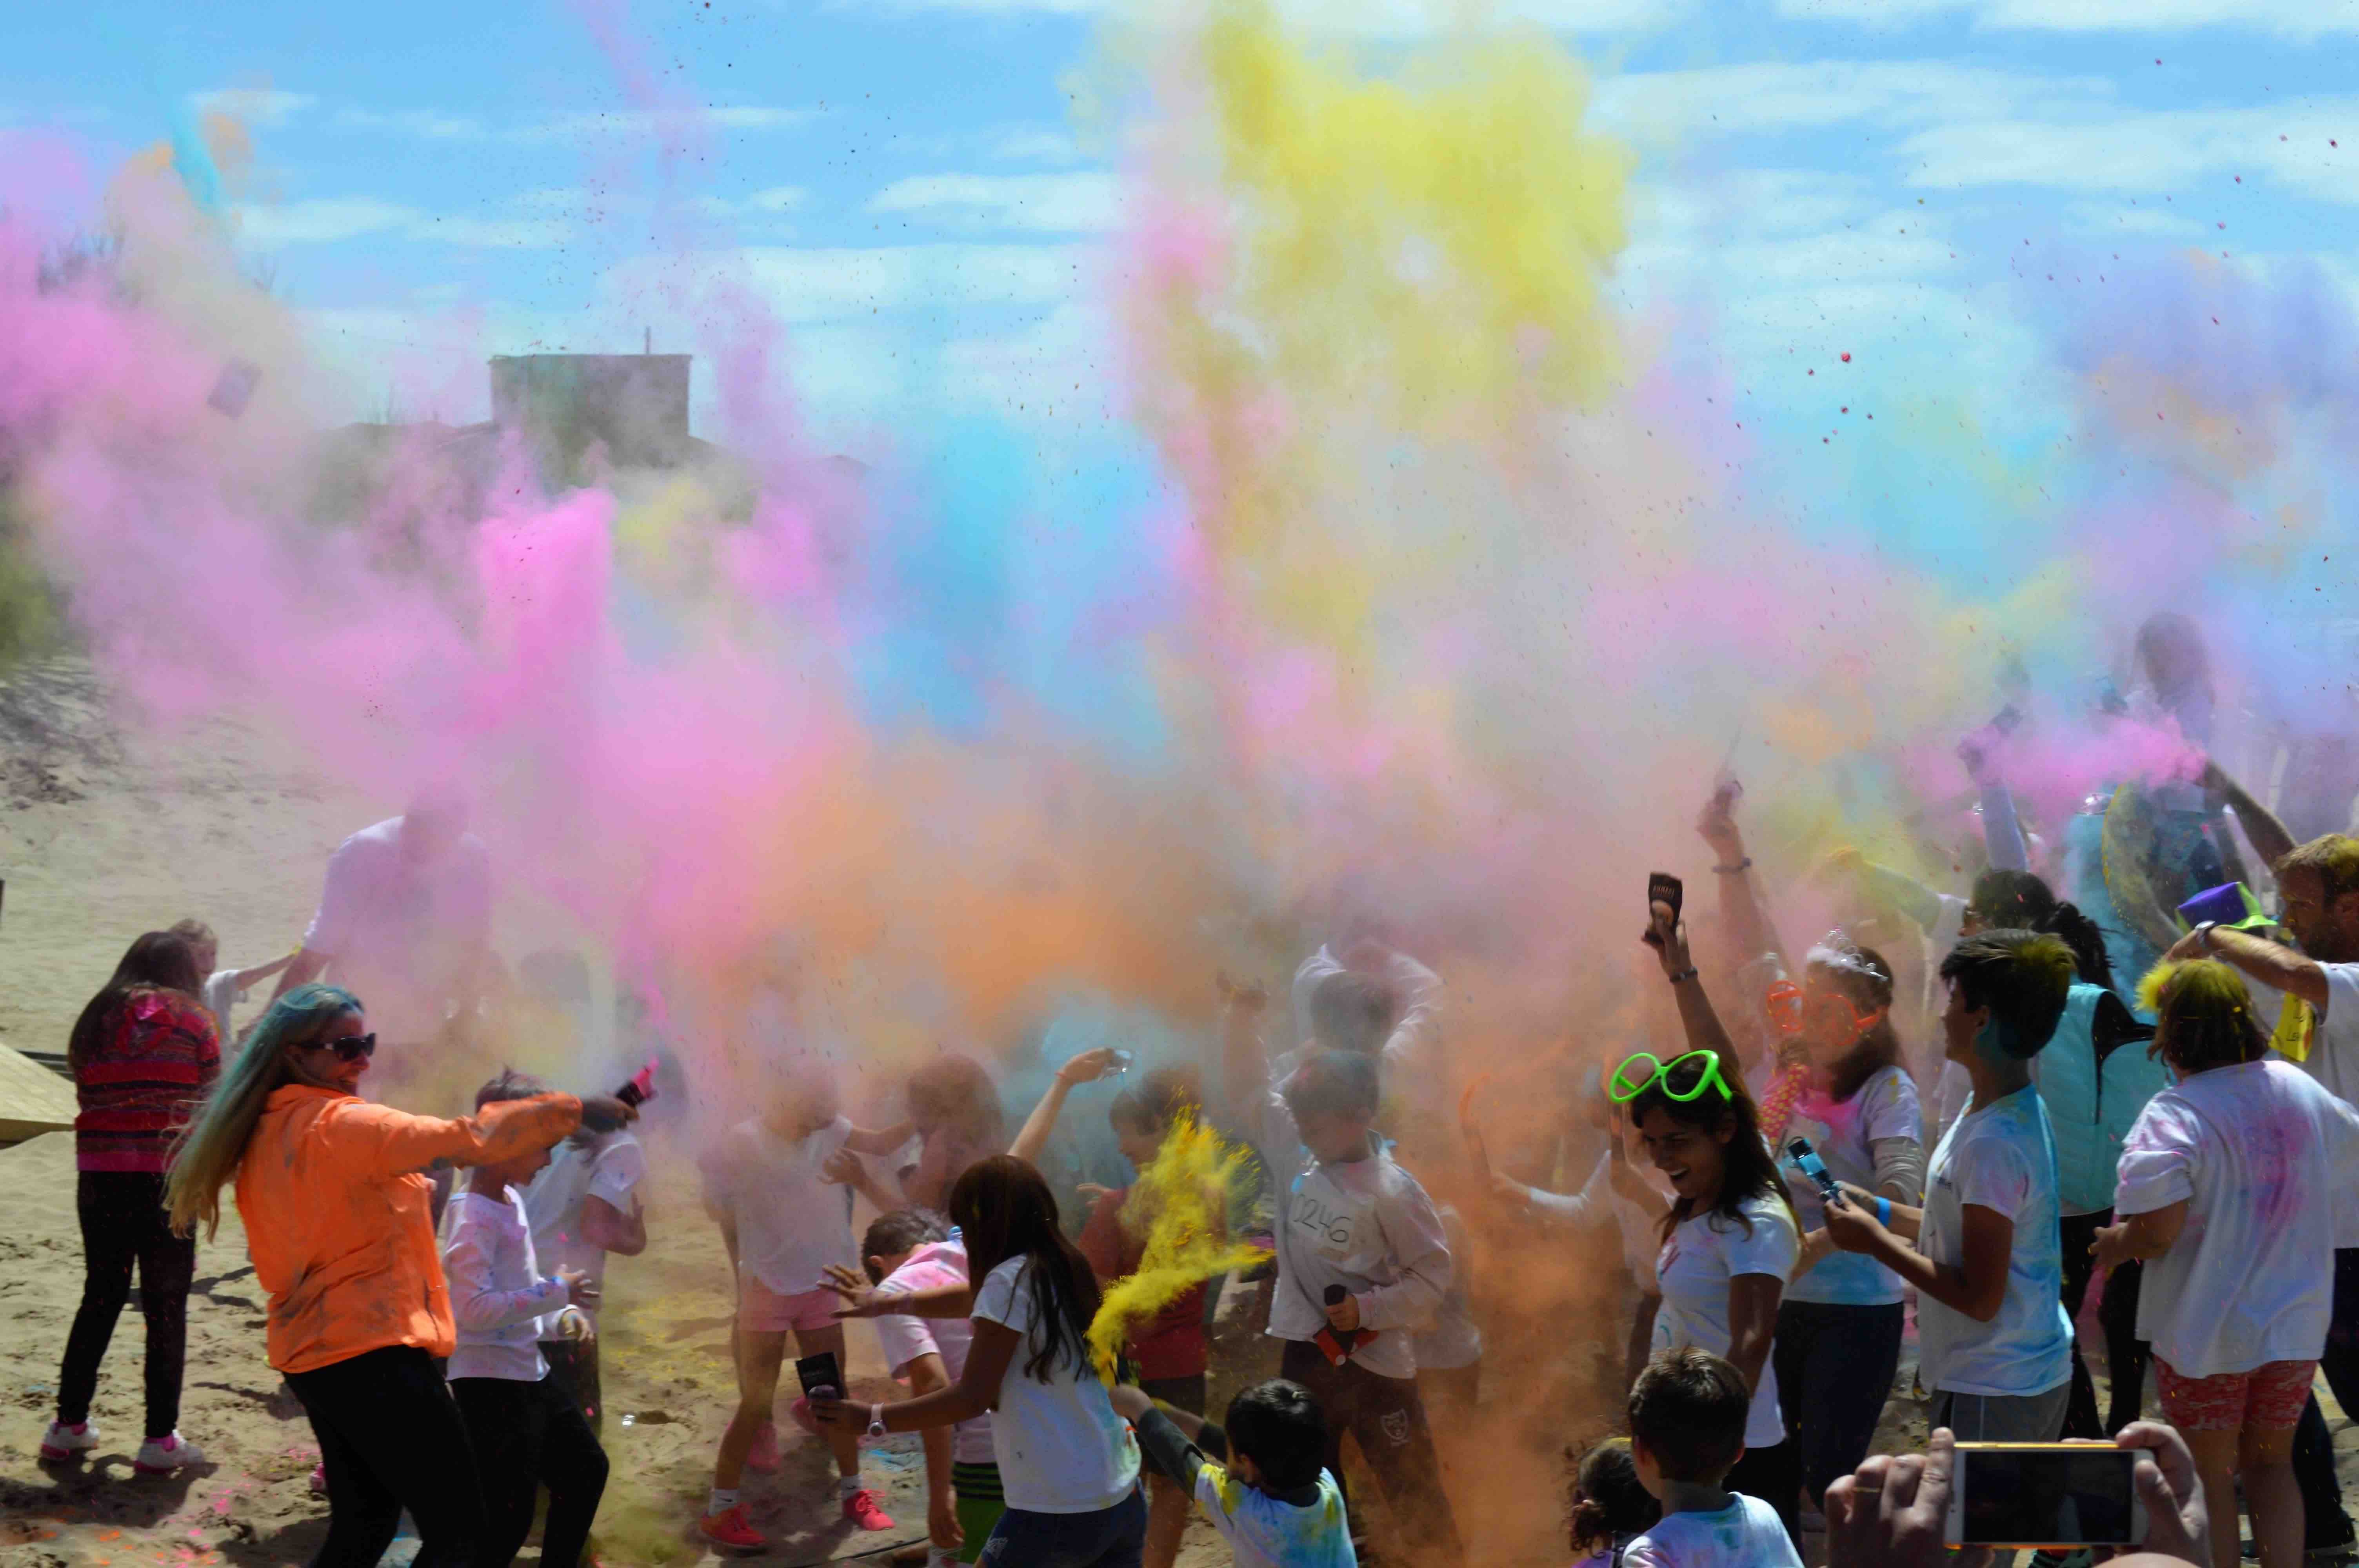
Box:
[271,786,493,1056]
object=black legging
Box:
[2057,1209,2148,1439]
[1773,1299,1905,1508]
[58,1170,195,1438]
[285,1346,486,1568]
[450,1375,609,1568]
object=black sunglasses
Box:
[319,1033,376,1062]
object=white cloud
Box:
[844,0,1685,28]
[238,198,575,249]
[1777,0,2359,34]
[599,243,1092,325]
[987,125,1082,162]
[329,103,817,144]
[867,172,1123,233]
[1595,59,2113,143]
[240,197,417,246]
[1898,101,2359,203]
[190,88,316,128]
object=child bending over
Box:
[1110,1377,1356,1568]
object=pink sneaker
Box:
[841,1487,895,1532]
[700,1503,766,1553]
[746,1419,780,1473]
[787,1396,823,1437]
[309,1463,327,1495]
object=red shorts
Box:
[739,1276,841,1335]
[2154,1356,2316,1433]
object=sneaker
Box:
[841,1488,895,1532]
[308,1463,327,1495]
[133,1433,204,1474]
[746,1419,780,1473]
[38,1421,98,1461]
[700,1504,766,1553]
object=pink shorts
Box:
[2155,1356,2316,1433]
[739,1276,841,1335]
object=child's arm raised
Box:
[1009,1048,1122,1167]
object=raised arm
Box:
[1698,792,1789,971]
[1008,1048,1122,1167]
[1214,975,1272,1129]
[1647,904,1739,1065]
[2165,923,2327,1010]
[2203,757,2299,875]
[324,1093,605,1183]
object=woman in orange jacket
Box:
[165,983,634,1568]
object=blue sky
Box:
[5,0,2357,452]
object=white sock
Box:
[707,1488,739,1515]
[835,1474,863,1498]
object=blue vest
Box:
[2028,981,2170,1215]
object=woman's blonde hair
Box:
[2137,958,2267,1076]
[165,984,360,1237]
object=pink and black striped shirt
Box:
[74,990,221,1173]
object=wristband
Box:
[2195,920,2218,952]
[1875,1196,1892,1226]
[867,1403,888,1439]
[1668,966,1699,985]
[1713,858,1753,875]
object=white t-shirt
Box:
[1782,1065,1921,1308]
[2251,963,2359,1109]
[1916,1085,2073,1398]
[442,1188,569,1383]
[302,816,491,1042]
[2117,1059,2359,1376]
[1195,1463,1355,1568]
[698,1116,855,1295]
[969,1256,1140,1513]
[1623,1494,1802,1568]
[1652,1191,1798,1450]
[201,969,249,1046]
[871,1240,994,1466]
[523,1133,646,1332]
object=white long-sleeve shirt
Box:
[1289,945,1444,1071]
[442,1187,569,1382]
[1265,1135,1454,1380]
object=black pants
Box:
[58,1170,195,1437]
[2292,1246,2359,1547]
[1278,1340,1465,1568]
[542,1338,604,1438]
[2057,1209,2148,1439]
[1726,1438,1802,1549]
[450,1375,608,1568]
[1773,1299,1904,1510]
[285,1346,486,1568]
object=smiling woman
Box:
[160,983,627,1568]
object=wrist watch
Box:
[867,1403,888,1439]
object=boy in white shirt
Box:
[442,1070,608,1568]
[1621,1348,1801,1568]
[1110,1377,1356,1568]
[1824,930,2079,1446]
[860,1209,1001,1567]
[523,1124,647,1436]
[696,1063,910,1551]
[1258,1049,1464,1568]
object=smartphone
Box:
[1785,1137,1845,1210]
[1642,872,1684,949]
[615,1061,658,1109]
[793,1350,843,1402]
[1109,1049,1134,1074]
[1946,1443,2145,1549]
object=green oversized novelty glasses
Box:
[1609,1049,1732,1104]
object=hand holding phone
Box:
[794,1350,844,1403]
[1642,872,1684,949]
[1786,1137,1846,1211]
[1945,1443,2145,1550]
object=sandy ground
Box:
[3,653,2357,1568]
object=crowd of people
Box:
[31,611,2359,1568]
